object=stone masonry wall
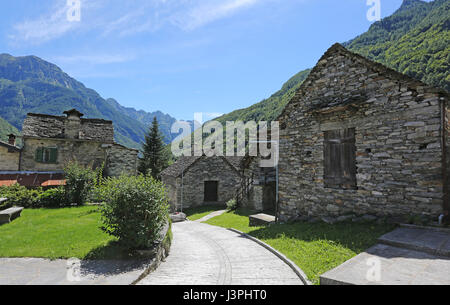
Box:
[0,147,20,171]
[106,144,138,177]
[177,156,242,209]
[21,138,106,172]
[277,45,447,222]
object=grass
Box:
[205,208,396,285]
[183,204,226,221]
[0,206,129,260]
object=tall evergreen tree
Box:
[139,117,169,179]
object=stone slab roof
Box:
[161,155,245,178]
[0,140,20,152]
[22,112,114,143]
[279,43,449,120]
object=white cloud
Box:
[10,0,267,44]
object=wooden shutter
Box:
[35,147,44,163]
[324,128,356,189]
[49,148,58,163]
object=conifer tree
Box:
[139,117,169,179]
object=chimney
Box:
[8,134,16,146]
[63,109,84,139]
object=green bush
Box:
[226,199,237,211]
[64,162,96,206]
[0,184,42,209]
[100,175,170,250]
[39,187,67,208]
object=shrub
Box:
[100,175,170,250]
[64,162,96,206]
[39,187,67,208]
[226,199,237,211]
[0,184,42,209]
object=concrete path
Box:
[0,258,151,285]
[194,210,227,223]
[321,226,450,285]
[138,221,303,285]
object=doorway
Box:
[204,181,218,202]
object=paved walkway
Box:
[194,210,227,223]
[138,221,303,285]
[0,258,150,285]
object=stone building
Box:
[161,156,244,211]
[277,43,449,223]
[0,134,21,171]
[0,109,138,179]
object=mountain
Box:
[216,0,449,124]
[344,0,449,92]
[0,54,179,149]
[0,116,20,145]
[215,69,311,124]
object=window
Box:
[323,128,356,189]
[35,147,58,164]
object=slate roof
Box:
[161,155,245,178]
[0,140,20,152]
[22,111,114,142]
[279,43,449,120]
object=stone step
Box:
[320,243,450,285]
[249,213,275,227]
[378,227,450,258]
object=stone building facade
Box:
[161,156,244,211]
[277,43,449,223]
[0,109,138,177]
[0,135,21,171]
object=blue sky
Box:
[0,0,424,120]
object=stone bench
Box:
[0,207,24,225]
[249,213,276,227]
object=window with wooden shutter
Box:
[35,147,58,164]
[35,147,44,162]
[324,128,357,189]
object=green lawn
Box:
[0,206,124,260]
[183,204,226,221]
[205,209,395,284]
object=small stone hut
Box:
[161,155,244,211]
[277,43,449,223]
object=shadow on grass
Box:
[232,209,396,254]
[84,240,138,261]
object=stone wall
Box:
[106,144,138,177]
[20,138,137,176]
[167,156,242,209]
[20,138,106,172]
[0,147,20,171]
[277,44,447,222]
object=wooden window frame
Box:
[323,128,357,190]
[35,147,58,164]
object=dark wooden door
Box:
[204,181,218,202]
[324,128,357,189]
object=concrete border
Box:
[227,228,312,285]
[132,222,172,285]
